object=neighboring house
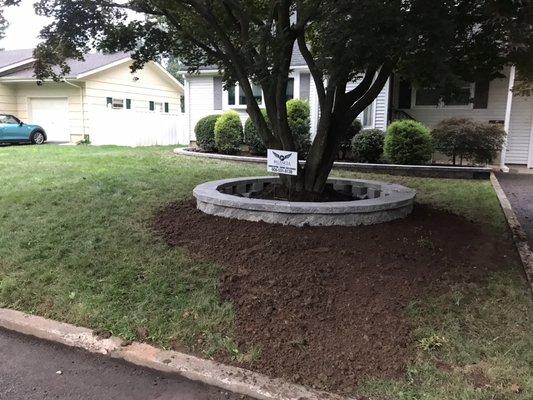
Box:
[184,47,532,169]
[0,49,188,146]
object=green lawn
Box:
[0,144,531,399]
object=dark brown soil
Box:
[250,183,357,202]
[152,200,518,394]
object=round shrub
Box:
[214,111,243,154]
[352,129,385,163]
[194,115,219,152]
[287,99,311,156]
[432,118,505,165]
[384,120,433,165]
[244,111,270,155]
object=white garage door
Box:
[29,98,70,142]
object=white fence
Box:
[89,110,188,147]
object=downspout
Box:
[63,79,86,142]
[501,65,516,173]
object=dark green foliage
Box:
[286,99,311,156]
[214,111,243,155]
[340,119,363,160]
[432,118,505,165]
[352,129,385,163]
[195,115,219,152]
[244,110,269,156]
[384,120,433,165]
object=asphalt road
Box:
[0,328,249,400]
[496,173,533,247]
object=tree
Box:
[166,55,184,84]
[25,0,532,198]
[0,0,20,40]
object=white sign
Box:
[267,149,298,176]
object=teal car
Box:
[0,114,47,145]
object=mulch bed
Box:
[152,200,517,394]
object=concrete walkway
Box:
[0,328,249,400]
[496,173,533,247]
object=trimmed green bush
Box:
[244,111,270,155]
[384,120,433,165]
[432,118,505,165]
[214,111,243,154]
[287,99,311,156]
[194,115,219,152]
[340,119,363,159]
[352,129,385,163]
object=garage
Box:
[29,98,70,142]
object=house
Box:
[0,49,188,146]
[184,48,532,169]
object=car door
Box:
[2,115,29,141]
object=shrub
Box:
[352,129,385,163]
[244,111,270,155]
[214,111,243,154]
[384,120,433,165]
[287,99,311,156]
[432,118,505,165]
[339,119,363,160]
[194,115,219,152]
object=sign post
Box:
[267,149,298,176]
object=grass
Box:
[0,144,531,399]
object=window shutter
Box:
[213,76,223,110]
[300,73,311,101]
[149,101,154,111]
[106,97,112,107]
[398,79,412,109]
[164,102,169,113]
[126,99,131,109]
[473,81,490,109]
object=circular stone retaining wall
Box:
[193,177,416,227]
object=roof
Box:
[194,43,307,72]
[0,50,131,79]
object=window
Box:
[228,85,236,106]
[414,85,473,107]
[227,83,264,107]
[251,83,262,105]
[149,101,163,112]
[106,97,125,109]
[286,78,294,101]
[0,114,20,124]
[361,103,373,128]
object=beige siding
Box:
[0,82,17,114]
[13,82,84,136]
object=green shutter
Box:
[164,102,169,113]
[126,99,131,109]
[149,101,154,111]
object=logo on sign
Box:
[267,149,298,176]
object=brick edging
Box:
[0,308,358,400]
[491,173,533,294]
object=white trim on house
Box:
[501,65,516,171]
[0,58,34,74]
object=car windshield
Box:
[0,114,20,124]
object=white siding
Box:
[344,78,390,131]
[186,75,218,141]
[507,93,533,165]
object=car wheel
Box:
[31,131,45,145]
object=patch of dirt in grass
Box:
[152,200,518,394]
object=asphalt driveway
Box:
[0,328,249,400]
[496,173,533,246]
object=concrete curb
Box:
[0,308,356,400]
[174,148,492,180]
[491,173,533,295]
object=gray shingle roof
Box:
[0,49,34,70]
[0,50,131,79]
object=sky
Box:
[0,0,51,50]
